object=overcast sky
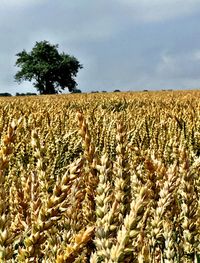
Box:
[1,0,200,94]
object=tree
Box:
[0,93,12,97]
[16,92,37,96]
[71,89,82,93]
[14,41,82,94]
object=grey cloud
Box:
[0,1,200,94]
[116,0,200,22]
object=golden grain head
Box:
[0,91,199,262]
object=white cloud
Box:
[156,52,177,75]
[156,49,200,82]
[193,50,200,61]
[117,0,200,22]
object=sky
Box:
[1,0,200,94]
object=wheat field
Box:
[0,90,199,262]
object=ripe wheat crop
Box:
[0,90,199,262]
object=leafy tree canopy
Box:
[14,41,83,94]
[0,93,12,97]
